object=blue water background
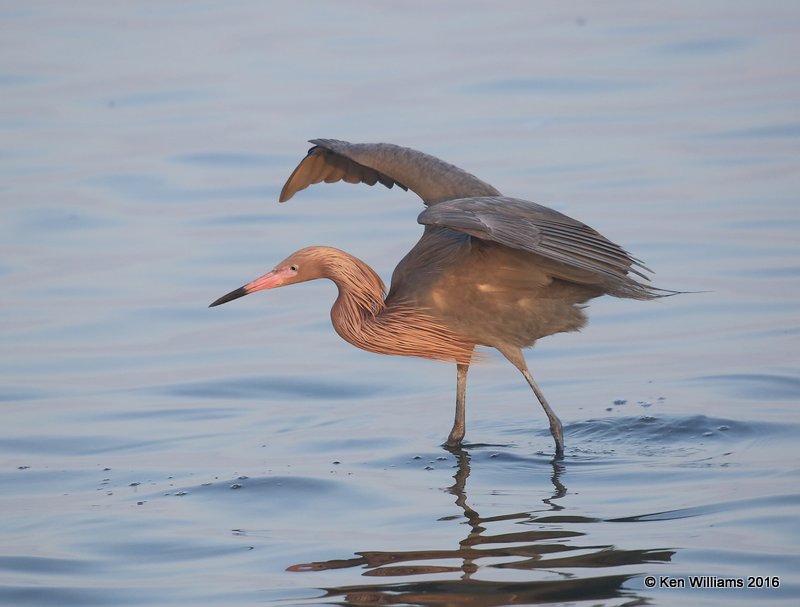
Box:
[1,2,798,605]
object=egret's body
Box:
[211,139,670,457]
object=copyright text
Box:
[643,575,780,589]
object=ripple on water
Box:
[149,474,388,516]
[173,151,290,168]
[568,414,784,444]
[557,413,800,466]
[0,556,104,576]
[156,375,384,400]
[691,373,800,400]
[606,492,800,523]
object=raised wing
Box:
[279,142,407,202]
[418,196,662,299]
[279,139,500,205]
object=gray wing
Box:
[418,196,660,299]
[279,139,500,205]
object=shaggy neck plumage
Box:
[320,249,474,364]
[325,252,387,342]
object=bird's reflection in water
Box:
[288,447,673,606]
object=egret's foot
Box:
[444,434,464,448]
[551,420,565,460]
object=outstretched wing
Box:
[279,139,500,205]
[418,196,661,299]
[279,142,407,202]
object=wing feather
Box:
[419,196,661,299]
[279,139,499,204]
[279,143,408,202]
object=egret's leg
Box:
[446,363,470,446]
[520,368,564,458]
[496,345,564,458]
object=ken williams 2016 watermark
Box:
[643,575,780,589]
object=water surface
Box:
[1,2,798,605]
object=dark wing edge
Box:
[279,138,500,205]
[419,196,676,300]
[279,140,408,203]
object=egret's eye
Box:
[290,264,298,272]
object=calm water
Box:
[1,2,799,606]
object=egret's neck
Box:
[320,248,474,365]
[324,252,386,341]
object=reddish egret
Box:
[210,139,670,457]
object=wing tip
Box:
[308,138,348,150]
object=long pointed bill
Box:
[208,269,289,307]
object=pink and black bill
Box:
[209,286,250,307]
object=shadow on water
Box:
[288,447,674,606]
